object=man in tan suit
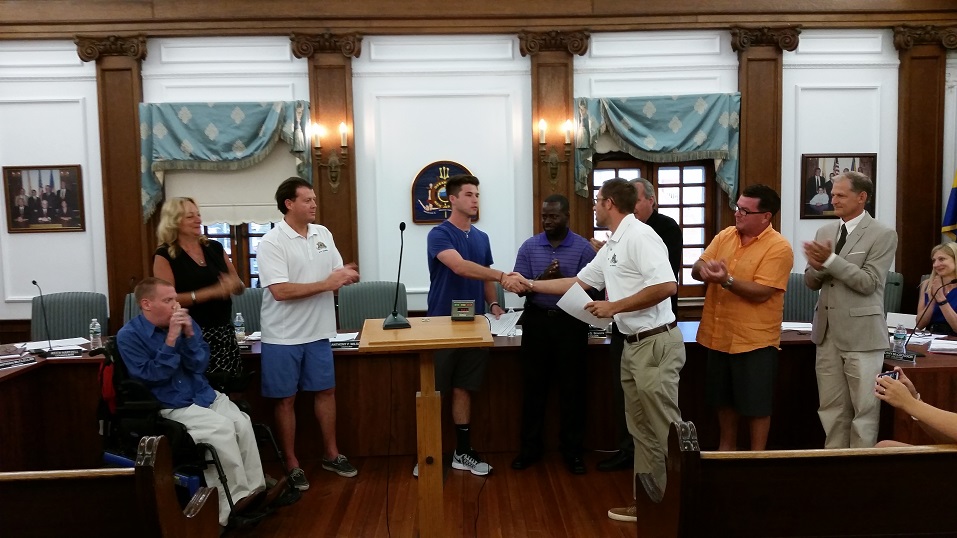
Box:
[803,171,897,448]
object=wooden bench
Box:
[637,421,957,537]
[0,435,219,538]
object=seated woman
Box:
[916,242,957,336]
[875,366,957,446]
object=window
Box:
[202,222,276,288]
[592,157,715,299]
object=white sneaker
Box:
[412,463,418,478]
[608,504,637,522]
[452,450,492,476]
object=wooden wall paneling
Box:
[293,34,361,266]
[731,27,799,233]
[77,36,150,335]
[521,31,589,236]
[3,2,957,39]
[895,27,955,313]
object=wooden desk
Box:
[884,342,957,445]
[0,355,102,472]
[238,323,825,459]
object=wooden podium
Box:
[358,316,493,538]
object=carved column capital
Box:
[75,35,147,62]
[291,33,362,59]
[730,26,801,53]
[519,30,589,57]
[893,25,957,51]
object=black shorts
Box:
[705,346,778,417]
[434,347,489,393]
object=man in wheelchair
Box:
[117,277,281,528]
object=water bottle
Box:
[233,312,246,342]
[893,323,907,353]
[89,318,102,349]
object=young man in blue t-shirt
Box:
[422,174,529,477]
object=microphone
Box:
[31,280,54,358]
[383,222,411,330]
[894,277,957,360]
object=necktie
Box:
[835,224,847,254]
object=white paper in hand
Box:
[557,282,613,329]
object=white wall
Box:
[142,36,310,225]
[0,41,106,320]
[943,52,957,230]
[353,35,533,310]
[782,30,900,271]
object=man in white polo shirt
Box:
[257,177,361,491]
[533,177,684,523]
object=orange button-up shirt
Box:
[696,225,793,354]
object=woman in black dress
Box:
[153,197,245,376]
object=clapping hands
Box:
[697,259,729,284]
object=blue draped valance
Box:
[139,101,312,220]
[575,93,741,200]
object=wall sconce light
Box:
[539,118,572,188]
[312,121,349,194]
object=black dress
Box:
[155,241,242,376]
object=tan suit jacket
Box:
[805,213,898,351]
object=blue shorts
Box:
[261,340,335,398]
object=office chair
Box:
[884,271,904,314]
[338,280,408,331]
[783,273,819,323]
[123,292,142,323]
[31,291,108,341]
[230,288,264,334]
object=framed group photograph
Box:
[3,165,85,233]
[799,153,876,219]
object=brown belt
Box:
[624,321,677,344]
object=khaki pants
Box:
[815,335,883,448]
[621,326,685,497]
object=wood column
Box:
[76,35,149,335]
[894,26,957,312]
[520,31,589,236]
[730,27,800,231]
[291,33,361,265]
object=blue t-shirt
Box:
[427,220,493,316]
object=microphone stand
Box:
[383,222,411,330]
[31,280,54,358]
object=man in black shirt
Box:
[591,177,682,471]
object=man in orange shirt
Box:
[692,184,793,450]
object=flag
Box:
[850,157,856,173]
[943,168,957,240]
[48,169,55,190]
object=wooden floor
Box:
[231,452,637,537]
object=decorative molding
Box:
[783,61,901,70]
[74,35,147,62]
[290,32,362,58]
[518,30,589,57]
[893,25,957,51]
[730,26,801,52]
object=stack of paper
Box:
[486,311,521,336]
[928,339,957,354]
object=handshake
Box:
[500,272,533,293]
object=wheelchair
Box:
[96,336,296,527]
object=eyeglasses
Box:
[733,205,769,216]
[594,196,607,205]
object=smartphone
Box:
[878,370,900,380]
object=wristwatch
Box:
[721,276,735,289]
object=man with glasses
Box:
[533,178,682,522]
[804,172,897,448]
[693,184,793,451]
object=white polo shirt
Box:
[258,219,342,345]
[577,214,676,335]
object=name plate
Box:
[331,340,359,350]
[883,350,917,363]
[238,342,253,352]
